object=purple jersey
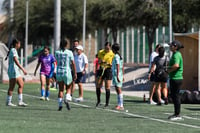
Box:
[38,54,56,76]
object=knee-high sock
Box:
[45,90,50,97]
[105,89,110,105]
[119,94,123,107]
[96,88,101,103]
[41,89,45,97]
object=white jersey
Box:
[74,53,88,73]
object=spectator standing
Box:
[148,44,161,104]
[71,39,79,96]
[167,40,184,120]
[149,46,169,105]
[74,45,88,102]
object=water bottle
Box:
[143,94,146,102]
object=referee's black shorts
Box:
[97,68,112,80]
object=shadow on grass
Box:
[185,108,200,111]
[124,99,146,104]
[123,116,145,119]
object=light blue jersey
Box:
[8,48,21,79]
[55,49,74,85]
[112,54,123,87]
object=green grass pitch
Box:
[0,83,200,133]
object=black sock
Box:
[96,88,101,103]
[105,89,110,106]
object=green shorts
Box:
[112,76,123,88]
[56,72,73,85]
[8,69,21,79]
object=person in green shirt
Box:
[167,40,184,121]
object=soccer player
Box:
[55,38,77,111]
[96,42,114,108]
[5,38,28,107]
[112,43,125,110]
[34,46,56,101]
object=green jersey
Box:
[169,51,183,80]
[112,54,123,87]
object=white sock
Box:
[58,98,62,107]
[7,95,12,103]
[117,94,120,106]
[119,94,123,107]
[18,94,23,103]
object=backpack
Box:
[155,56,168,79]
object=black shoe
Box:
[95,101,101,108]
[157,102,162,106]
[64,100,71,110]
[164,98,169,105]
[58,106,62,111]
[103,104,109,109]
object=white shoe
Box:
[18,102,28,107]
[66,94,72,102]
[149,100,157,105]
[40,96,45,100]
[161,99,165,104]
[168,115,183,121]
[7,102,17,107]
[45,97,50,101]
[75,97,83,102]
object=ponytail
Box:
[116,51,122,60]
[60,38,68,52]
[112,43,122,60]
[5,45,11,60]
[5,38,19,60]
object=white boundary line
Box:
[164,113,200,121]
[1,89,200,129]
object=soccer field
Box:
[0,83,200,133]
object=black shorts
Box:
[97,68,112,80]
[75,72,85,83]
[154,75,168,83]
[150,73,156,82]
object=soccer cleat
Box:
[66,94,72,102]
[45,97,50,101]
[149,100,157,105]
[18,102,28,107]
[103,104,109,109]
[40,96,45,101]
[95,102,101,108]
[75,97,83,102]
[164,98,168,105]
[58,106,63,111]
[115,105,124,111]
[64,100,71,110]
[160,99,165,104]
[168,114,183,121]
[157,102,162,106]
[6,102,17,107]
